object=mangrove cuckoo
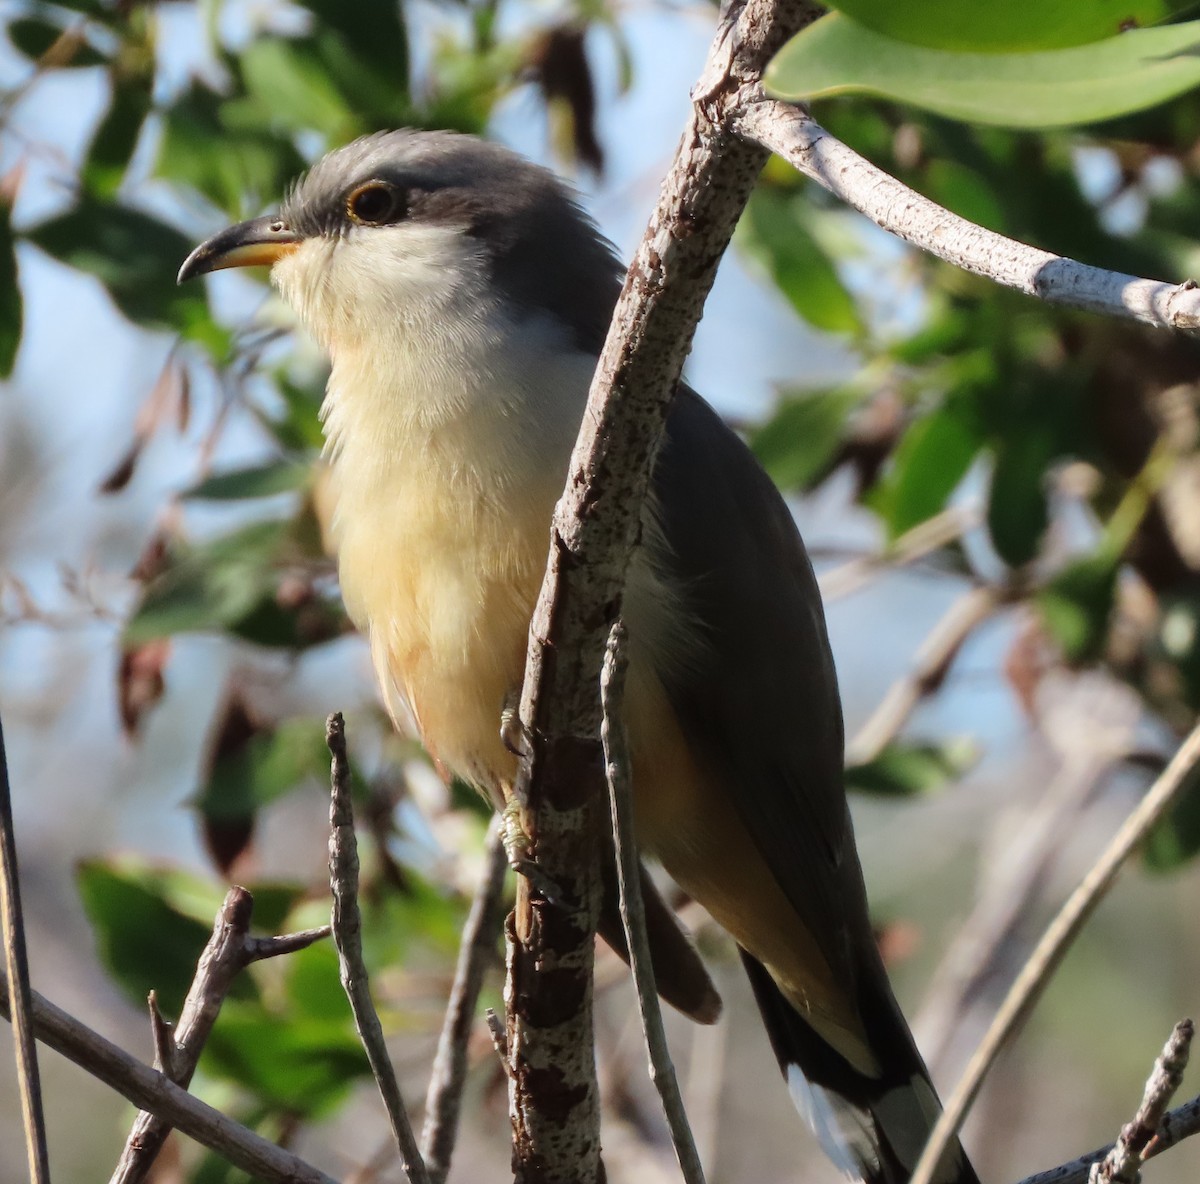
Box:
[179,129,977,1184]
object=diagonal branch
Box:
[503,1,823,1180]
[909,718,1200,1184]
[734,99,1200,333]
[0,974,336,1184]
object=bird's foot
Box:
[500,799,570,907]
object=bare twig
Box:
[600,621,706,1184]
[0,975,336,1183]
[420,818,508,1183]
[504,1,823,1179]
[817,506,979,603]
[1089,1019,1193,1184]
[910,719,1200,1184]
[1016,1092,1200,1184]
[734,100,1200,334]
[846,585,1006,766]
[111,886,331,1183]
[0,710,51,1184]
[326,712,431,1184]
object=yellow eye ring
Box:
[346,182,404,225]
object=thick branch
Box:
[503,2,822,1180]
[734,100,1200,333]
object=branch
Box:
[600,621,705,1184]
[0,710,51,1184]
[503,1,823,1179]
[420,817,508,1183]
[1090,1019,1193,1184]
[326,712,431,1184]
[734,100,1200,333]
[909,718,1200,1184]
[0,975,336,1183]
[110,887,330,1183]
[845,584,1006,766]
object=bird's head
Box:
[178,129,622,357]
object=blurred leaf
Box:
[284,939,352,1022]
[196,717,331,821]
[751,387,859,489]
[204,1004,369,1115]
[846,738,978,796]
[823,0,1182,52]
[124,521,286,644]
[922,159,1009,231]
[987,431,1054,567]
[870,400,981,537]
[239,38,360,140]
[117,638,170,738]
[1144,763,1200,870]
[184,459,313,501]
[360,874,468,969]
[295,0,410,85]
[261,376,326,451]
[25,200,222,345]
[1038,551,1118,661]
[767,16,1200,129]
[7,18,106,67]
[157,82,307,217]
[83,71,152,198]
[77,859,255,1015]
[0,198,19,377]
[739,189,862,335]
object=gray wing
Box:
[649,386,872,987]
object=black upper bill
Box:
[177,216,302,284]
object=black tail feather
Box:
[740,951,979,1184]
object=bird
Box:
[179,128,978,1184]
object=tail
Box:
[741,952,979,1184]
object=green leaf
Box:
[0,199,20,377]
[871,400,981,537]
[987,431,1054,567]
[846,739,978,796]
[194,718,331,821]
[738,189,862,335]
[823,0,1182,52]
[124,521,286,644]
[1038,552,1118,661]
[25,200,210,336]
[204,1004,369,1115]
[767,15,1200,129]
[750,387,859,489]
[7,18,107,66]
[184,459,313,501]
[294,0,409,86]
[82,73,152,198]
[156,82,308,218]
[239,38,361,140]
[77,859,254,1015]
[1144,763,1200,871]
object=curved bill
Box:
[177,216,302,284]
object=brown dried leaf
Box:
[117,637,171,738]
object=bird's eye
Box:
[346,182,404,226]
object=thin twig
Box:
[0,710,51,1184]
[1016,1092,1200,1184]
[817,506,979,603]
[326,712,431,1184]
[1089,1019,1193,1184]
[111,886,331,1183]
[600,620,706,1184]
[909,718,1200,1184]
[734,100,1200,334]
[420,817,508,1183]
[0,975,336,1183]
[846,585,1005,766]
